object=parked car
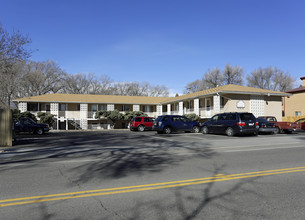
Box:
[153,115,200,134]
[258,116,300,134]
[129,117,154,132]
[201,112,259,136]
[257,118,277,134]
[295,118,305,130]
[15,118,49,135]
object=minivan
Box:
[201,112,259,136]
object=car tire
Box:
[253,131,258,136]
[138,125,145,132]
[274,127,282,134]
[226,127,234,137]
[36,128,43,135]
[202,126,209,134]
[192,126,200,133]
[164,126,172,134]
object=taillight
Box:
[237,122,246,126]
[255,122,259,126]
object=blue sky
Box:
[1,0,305,95]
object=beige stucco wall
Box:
[219,94,282,120]
[264,96,283,121]
[284,92,305,117]
[221,94,251,113]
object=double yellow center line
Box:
[1,166,305,207]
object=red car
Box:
[295,118,305,130]
[129,117,154,132]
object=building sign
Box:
[236,100,245,109]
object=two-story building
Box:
[14,84,290,130]
[283,76,305,121]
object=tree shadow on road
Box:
[127,166,264,220]
[0,131,215,182]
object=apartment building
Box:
[14,84,290,130]
[283,76,305,119]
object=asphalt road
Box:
[1,130,305,219]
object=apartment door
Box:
[205,98,211,117]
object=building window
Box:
[91,104,98,112]
[295,111,301,116]
[28,103,39,111]
[77,104,80,111]
[122,105,130,111]
[221,97,225,107]
[100,104,106,111]
[142,105,153,112]
[59,104,66,111]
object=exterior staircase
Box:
[68,118,82,130]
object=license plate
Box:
[248,123,254,126]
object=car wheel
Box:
[202,126,209,134]
[164,126,172,134]
[36,128,43,135]
[192,126,200,133]
[274,127,282,134]
[138,125,145,132]
[226,127,234,137]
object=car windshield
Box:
[296,118,305,123]
[240,113,256,121]
[154,116,162,123]
[257,118,268,123]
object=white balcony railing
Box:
[88,111,97,119]
[184,108,194,114]
[58,111,66,118]
[66,111,81,119]
[171,111,179,115]
[199,107,214,118]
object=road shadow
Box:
[0,131,215,182]
[126,166,264,220]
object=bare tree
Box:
[247,67,271,90]
[20,60,65,97]
[0,24,31,108]
[112,81,169,97]
[272,68,294,92]
[184,80,206,93]
[184,65,244,94]
[223,64,244,85]
[247,67,294,92]
[0,61,24,108]
[149,85,169,97]
[203,68,223,88]
[97,74,113,95]
[61,73,92,94]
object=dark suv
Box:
[201,112,258,136]
[15,118,49,135]
[129,117,154,132]
[153,115,200,134]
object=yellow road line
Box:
[1,166,305,207]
